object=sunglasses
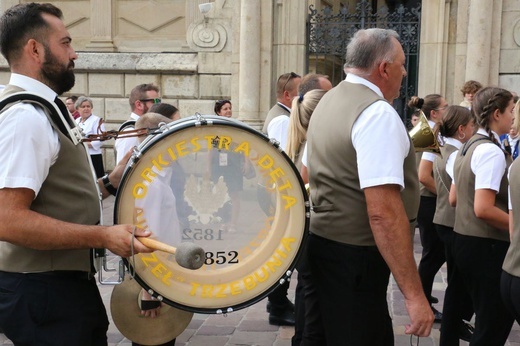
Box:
[140,98,162,104]
[280,72,300,92]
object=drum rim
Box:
[114,115,310,314]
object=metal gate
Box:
[306,0,421,125]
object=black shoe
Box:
[459,321,474,342]
[269,309,295,326]
[432,307,443,323]
[430,296,439,304]
[266,298,294,313]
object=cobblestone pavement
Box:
[1,196,519,345]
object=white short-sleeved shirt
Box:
[347,74,410,190]
[302,74,410,189]
[0,74,60,195]
[114,112,139,164]
[508,164,514,210]
[444,137,462,181]
[76,114,105,155]
[453,128,507,192]
[267,115,290,151]
[135,167,181,247]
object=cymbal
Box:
[110,277,193,345]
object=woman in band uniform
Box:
[432,106,476,344]
[408,94,449,320]
[452,87,515,344]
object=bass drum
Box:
[114,115,309,314]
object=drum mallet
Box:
[137,238,205,270]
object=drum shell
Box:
[115,115,309,314]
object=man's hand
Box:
[404,294,434,336]
[364,184,433,337]
[102,225,153,258]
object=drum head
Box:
[115,115,309,313]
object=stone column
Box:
[237,1,262,127]
[464,0,492,85]
[86,0,115,51]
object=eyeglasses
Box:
[279,72,300,93]
[140,98,162,104]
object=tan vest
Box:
[432,144,458,227]
[308,81,419,246]
[503,159,520,275]
[453,134,510,241]
[416,152,436,197]
[262,103,290,134]
[0,85,100,273]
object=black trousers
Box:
[417,196,445,303]
[452,233,514,345]
[91,153,105,179]
[436,224,473,346]
[301,233,393,346]
[501,271,520,325]
[0,271,109,346]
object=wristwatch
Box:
[101,174,117,196]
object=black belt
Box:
[30,270,95,281]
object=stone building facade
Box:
[0,0,519,170]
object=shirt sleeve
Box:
[267,116,290,151]
[0,103,59,195]
[446,150,458,182]
[88,116,104,151]
[301,142,308,167]
[352,101,410,189]
[508,164,513,210]
[471,142,507,192]
[115,134,138,164]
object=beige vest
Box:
[308,81,419,246]
[432,144,458,227]
[503,159,520,275]
[262,102,290,134]
[453,134,510,241]
[0,85,99,273]
[416,152,436,197]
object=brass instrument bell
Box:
[408,111,440,154]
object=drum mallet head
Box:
[137,237,205,270]
[175,242,205,270]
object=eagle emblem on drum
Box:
[184,175,230,224]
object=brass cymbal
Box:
[110,277,193,345]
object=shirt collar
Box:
[345,73,384,98]
[445,137,462,149]
[276,102,291,113]
[476,127,501,143]
[130,112,140,120]
[9,73,57,102]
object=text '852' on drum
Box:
[114,115,309,314]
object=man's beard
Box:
[41,44,75,95]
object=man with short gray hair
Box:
[303,28,433,345]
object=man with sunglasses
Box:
[262,72,301,139]
[114,83,161,164]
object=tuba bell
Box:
[408,111,440,154]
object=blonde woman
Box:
[285,89,328,172]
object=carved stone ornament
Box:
[514,19,520,47]
[187,22,228,52]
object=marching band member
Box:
[432,106,476,344]
[452,87,515,345]
[408,94,448,321]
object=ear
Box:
[378,60,389,80]
[493,108,501,121]
[24,39,44,63]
